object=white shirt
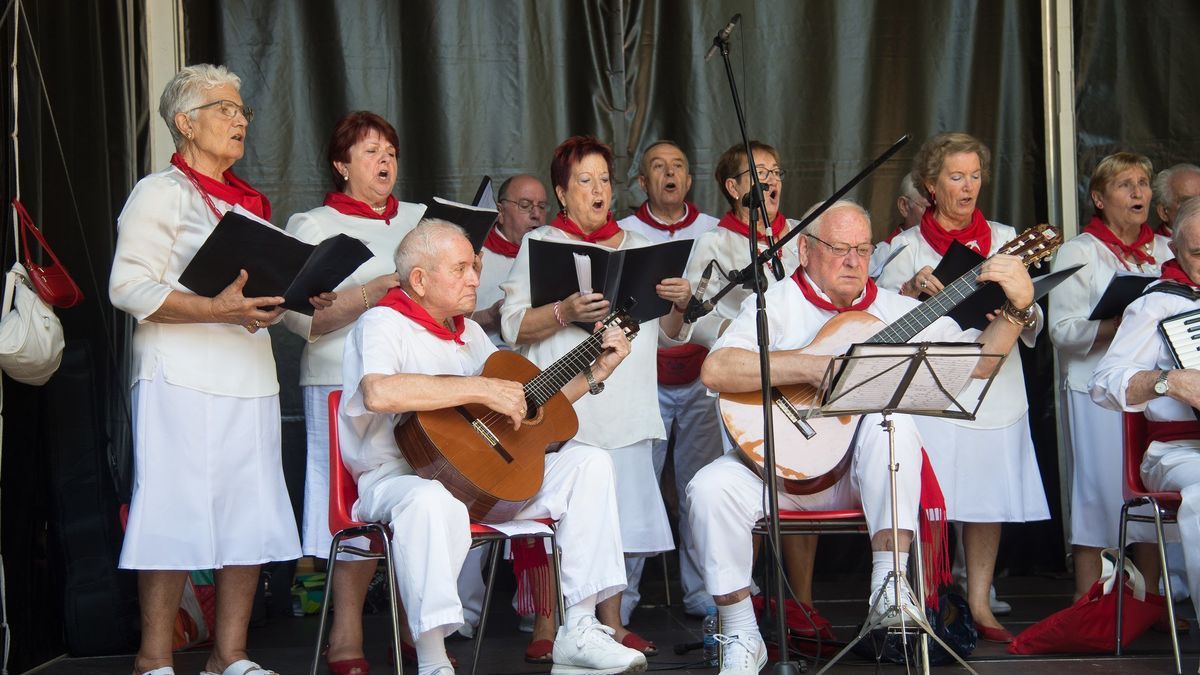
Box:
[876,222,1042,428]
[1049,232,1173,392]
[617,204,719,244]
[683,221,802,349]
[282,202,426,386]
[339,307,496,495]
[477,243,518,345]
[1090,285,1199,421]
[499,226,668,447]
[109,166,277,397]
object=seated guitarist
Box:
[686,201,1034,674]
[337,218,648,675]
[1090,195,1200,634]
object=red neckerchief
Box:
[918,207,991,256]
[791,268,877,312]
[550,211,621,244]
[1156,223,1174,238]
[633,201,700,234]
[1159,259,1200,288]
[883,224,906,244]
[1083,215,1156,269]
[717,210,786,241]
[376,288,466,344]
[481,224,521,258]
[170,152,270,220]
[323,191,400,225]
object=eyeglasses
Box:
[737,165,787,182]
[499,198,549,213]
[186,99,255,123]
[806,233,874,258]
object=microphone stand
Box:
[713,29,800,675]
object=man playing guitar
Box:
[337,218,648,675]
[686,201,1035,674]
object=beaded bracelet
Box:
[360,285,370,310]
[553,300,568,327]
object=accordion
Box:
[1160,309,1200,370]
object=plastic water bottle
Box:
[702,605,719,666]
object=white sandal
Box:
[199,660,278,675]
[135,668,175,675]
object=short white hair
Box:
[395,218,469,284]
[1154,163,1200,210]
[898,172,923,201]
[1172,196,1200,247]
[158,64,242,149]
[800,199,871,237]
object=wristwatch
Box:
[1154,369,1172,396]
[584,366,605,395]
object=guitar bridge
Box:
[771,389,817,439]
[454,406,514,463]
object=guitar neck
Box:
[866,266,985,344]
[525,331,606,407]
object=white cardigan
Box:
[110,166,278,397]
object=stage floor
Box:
[28,568,1195,674]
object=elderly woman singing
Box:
[110,64,329,675]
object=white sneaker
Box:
[715,631,767,674]
[868,579,922,628]
[550,616,647,674]
[426,667,455,675]
[989,586,1012,616]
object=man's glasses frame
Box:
[805,233,874,257]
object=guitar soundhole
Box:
[524,406,544,425]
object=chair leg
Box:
[471,542,503,675]
[312,535,343,675]
[1149,499,1183,675]
[912,532,930,675]
[1116,503,1132,655]
[661,551,672,607]
[551,533,566,629]
[381,529,404,675]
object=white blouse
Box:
[876,222,1042,429]
[110,166,277,397]
[281,203,425,386]
[498,226,668,448]
[1049,232,1173,392]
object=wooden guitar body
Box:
[719,311,885,495]
[395,349,578,523]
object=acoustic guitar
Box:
[395,311,638,523]
[718,224,1062,495]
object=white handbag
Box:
[0,262,64,385]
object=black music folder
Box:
[423,197,497,252]
[528,238,694,328]
[1087,272,1158,320]
[179,210,372,315]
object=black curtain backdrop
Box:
[7,0,1200,665]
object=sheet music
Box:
[573,253,593,294]
[823,342,981,414]
[900,344,981,411]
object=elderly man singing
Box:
[1090,196,1200,631]
[1153,163,1200,237]
[686,201,1034,674]
[338,219,647,675]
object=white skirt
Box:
[119,373,301,569]
[916,413,1050,522]
[607,439,674,554]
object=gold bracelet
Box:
[361,285,370,310]
[1000,300,1036,328]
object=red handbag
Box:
[10,198,84,308]
[1008,549,1164,654]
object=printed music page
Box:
[822,342,981,415]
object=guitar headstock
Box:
[601,308,640,342]
[997,223,1062,269]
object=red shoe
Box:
[977,624,1015,644]
[524,638,554,663]
[752,595,839,657]
[620,631,659,656]
[326,657,370,675]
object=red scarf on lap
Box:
[170,152,270,220]
[482,225,521,258]
[323,191,400,224]
[550,211,621,243]
[918,207,990,256]
[376,288,465,344]
[1083,216,1156,268]
[633,201,701,234]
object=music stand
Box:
[810,341,1006,675]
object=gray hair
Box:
[898,172,923,201]
[1154,163,1200,210]
[1171,196,1200,247]
[800,199,872,237]
[394,218,469,284]
[158,64,242,149]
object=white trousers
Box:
[354,442,627,638]
[1141,439,1200,618]
[623,379,723,621]
[687,413,922,596]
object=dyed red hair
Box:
[550,135,615,203]
[326,111,401,191]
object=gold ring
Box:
[253,320,262,328]
[919,280,927,289]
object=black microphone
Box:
[704,13,741,62]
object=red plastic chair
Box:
[312,390,565,675]
[1115,411,1182,673]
